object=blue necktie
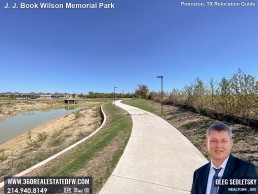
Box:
[210,167,222,194]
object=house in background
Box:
[40,94,52,100]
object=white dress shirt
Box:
[206,156,229,194]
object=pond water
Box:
[0,106,83,145]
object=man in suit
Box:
[191,123,258,194]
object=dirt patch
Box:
[0,101,103,182]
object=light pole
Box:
[114,86,117,105]
[156,76,164,116]
[122,90,124,101]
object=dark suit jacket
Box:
[191,154,258,194]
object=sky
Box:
[1,0,258,94]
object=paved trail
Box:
[99,101,207,194]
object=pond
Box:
[0,106,83,145]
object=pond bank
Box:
[0,100,65,121]
[0,100,103,182]
[0,106,84,145]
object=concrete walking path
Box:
[99,101,208,194]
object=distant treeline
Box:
[84,92,134,99]
[0,92,134,99]
[148,69,258,127]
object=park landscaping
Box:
[6,102,133,194]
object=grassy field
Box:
[123,98,160,115]
[21,102,132,193]
[123,98,258,170]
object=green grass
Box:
[34,102,132,193]
[123,98,160,115]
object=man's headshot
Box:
[205,123,233,168]
[191,123,258,194]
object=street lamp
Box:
[114,86,117,105]
[122,90,124,101]
[156,76,164,115]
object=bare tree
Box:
[192,77,206,111]
[231,69,257,117]
[218,77,232,114]
[183,84,194,107]
[209,78,217,108]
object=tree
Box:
[169,89,183,106]
[218,77,232,114]
[183,83,194,107]
[209,78,217,108]
[147,91,158,100]
[135,84,149,99]
[192,77,206,110]
[231,69,257,117]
